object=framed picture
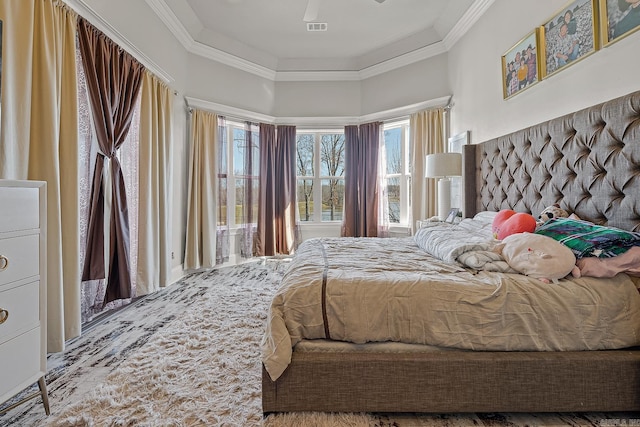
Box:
[600,0,640,46]
[540,0,600,78]
[445,208,460,224]
[501,30,541,99]
[448,131,469,212]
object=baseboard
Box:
[170,264,184,284]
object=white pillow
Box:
[473,211,499,225]
[496,232,577,282]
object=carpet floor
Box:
[1,259,639,426]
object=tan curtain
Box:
[256,124,299,256]
[137,71,173,295]
[0,0,81,352]
[410,108,444,234]
[341,122,382,237]
[77,17,145,304]
[184,109,218,269]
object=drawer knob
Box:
[0,255,7,271]
[0,308,8,324]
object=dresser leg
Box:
[38,377,50,415]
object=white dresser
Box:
[0,180,49,415]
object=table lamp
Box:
[425,152,462,220]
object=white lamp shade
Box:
[425,152,462,178]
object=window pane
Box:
[296,134,314,177]
[322,178,344,221]
[251,132,260,176]
[250,177,259,223]
[234,177,259,224]
[387,177,400,223]
[384,128,402,174]
[218,123,228,174]
[235,178,245,224]
[233,127,259,177]
[297,179,314,221]
[233,128,245,175]
[320,134,345,177]
[218,177,228,226]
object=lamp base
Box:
[437,178,451,221]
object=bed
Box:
[261,89,640,414]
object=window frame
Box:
[220,119,260,229]
[383,119,411,227]
[296,129,346,224]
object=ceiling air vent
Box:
[306,22,328,32]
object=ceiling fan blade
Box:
[303,0,320,22]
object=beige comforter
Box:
[262,237,640,381]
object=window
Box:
[77,42,140,323]
[218,120,260,228]
[384,121,411,225]
[296,131,345,222]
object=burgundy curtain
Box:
[256,124,299,256]
[257,123,276,255]
[341,122,381,237]
[78,18,145,304]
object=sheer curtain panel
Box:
[410,108,445,234]
[239,122,260,258]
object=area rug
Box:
[44,261,364,427]
[45,260,636,427]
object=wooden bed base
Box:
[263,90,640,414]
[263,348,640,413]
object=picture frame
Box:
[445,208,460,224]
[501,29,541,99]
[599,0,640,46]
[540,0,600,78]
[448,131,469,212]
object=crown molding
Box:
[185,97,276,124]
[185,95,451,128]
[274,71,361,82]
[65,0,174,83]
[147,0,489,82]
[188,40,277,81]
[145,0,277,80]
[358,42,448,80]
[444,0,496,50]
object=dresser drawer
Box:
[0,328,42,399]
[0,187,40,233]
[0,234,40,287]
[0,281,40,345]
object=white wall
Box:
[361,53,451,116]
[273,81,362,118]
[448,0,640,144]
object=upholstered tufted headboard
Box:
[463,90,640,232]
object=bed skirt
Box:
[262,347,640,413]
